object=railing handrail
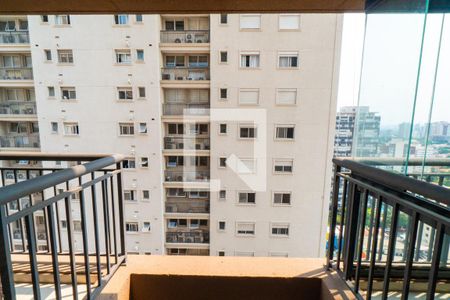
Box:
[160,29,209,32]
[348,157,450,167]
[333,158,450,206]
[0,154,125,205]
[161,66,209,70]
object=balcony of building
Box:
[0,90,37,122]
[165,189,210,215]
[0,153,447,299]
[0,18,30,51]
[166,248,210,256]
[0,121,40,150]
[161,54,210,88]
[160,16,209,51]
[0,53,33,85]
[162,88,210,120]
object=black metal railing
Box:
[0,153,127,300]
[327,158,449,300]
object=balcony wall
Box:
[166,231,209,244]
[0,134,39,148]
[0,102,36,115]
[163,103,209,116]
[165,199,209,213]
[160,30,209,43]
[161,68,210,81]
[0,67,33,80]
[164,137,210,150]
[0,32,29,44]
[164,170,209,182]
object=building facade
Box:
[0,13,342,257]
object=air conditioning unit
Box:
[174,38,181,43]
[176,76,184,80]
[185,236,194,243]
[186,34,193,43]
[162,74,170,80]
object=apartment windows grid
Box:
[276,89,297,105]
[44,50,52,61]
[273,159,293,174]
[47,86,55,97]
[239,124,257,139]
[279,14,300,30]
[119,123,135,136]
[114,15,129,25]
[124,190,137,202]
[168,123,184,135]
[219,123,227,135]
[278,52,299,68]
[139,123,148,134]
[50,122,58,134]
[55,15,71,25]
[219,190,226,200]
[218,221,226,231]
[239,89,259,105]
[220,14,228,25]
[275,125,295,140]
[117,87,133,100]
[220,88,228,100]
[220,51,228,63]
[136,49,144,62]
[138,87,146,98]
[142,190,150,201]
[61,87,76,100]
[63,122,79,136]
[273,192,291,205]
[238,192,256,204]
[236,222,255,236]
[189,191,208,198]
[57,50,73,63]
[140,157,149,168]
[115,50,131,64]
[240,52,260,68]
[126,222,139,233]
[271,223,290,237]
[240,14,261,30]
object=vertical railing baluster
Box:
[337,179,349,270]
[101,179,111,274]
[0,204,16,299]
[0,170,14,252]
[46,203,62,300]
[327,164,341,267]
[365,195,375,262]
[116,163,126,257]
[427,228,436,262]
[414,222,424,261]
[13,170,26,252]
[64,184,78,300]
[401,212,419,300]
[109,175,118,265]
[90,172,102,286]
[354,189,368,293]
[343,183,361,281]
[25,212,41,300]
[381,203,399,300]
[377,205,388,261]
[37,170,50,253]
[426,223,444,300]
[366,195,382,300]
[78,176,92,299]
[52,180,62,253]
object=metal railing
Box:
[164,170,210,182]
[0,153,127,299]
[161,67,210,81]
[164,137,210,150]
[0,135,40,148]
[0,102,37,115]
[165,200,209,214]
[160,30,209,43]
[166,231,209,244]
[327,158,449,300]
[0,32,30,44]
[0,67,33,80]
[163,103,209,116]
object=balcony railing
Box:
[0,135,40,148]
[0,102,37,115]
[0,67,33,80]
[165,200,209,214]
[166,231,209,244]
[161,67,210,81]
[160,30,209,43]
[328,158,450,299]
[164,137,210,150]
[164,170,210,182]
[163,103,209,116]
[0,32,30,44]
[0,153,127,299]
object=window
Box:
[238,192,256,204]
[219,157,227,168]
[189,191,208,198]
[220,14,228,24]
[63,122,79,136]
[191,156,208,167]
[126,222,139,232]
[237,159,256,174]
[142,190,150,200]
[271,224,289,237]
[41,15,49,23]
[167,188,186,197]
[48,86,55,97]
[57,50,73,63]
[218,221,226,231]
[276,89,297,105]
[220,51,228,63]
[122,159,136,169]
[164,20,184,31]
[218,251,225,256]
[124,190,137,201]
[240,14,261,29]
[278,52,299,68]
[239,89,259,105]
[275,125,295,139]
[190,219,200,229]
[139,123,147,134]
[142,222,151,232]
[269,252,288,257]
[219,190,226,200]
[138,87,146,98]
[118,87,133,100]
[165,55,185,67]
[136,49,144,62]
[279,14,300,30]
[167,156,184,167]
[55,15,71,25]
[140,157,149,168]
[51,122,58,134]
[168,123,184,135]
[240,53,260,68]
[273,192,291,205]
[115,50,131,64]
[220,88,227,100]
[219,123,227,134]
[135,15,143,23]
[239,125,257,138]
[274,160,293,174]
[44,50,52,61]
[119,123,134,135]
[188,55,208,67]
[19,20,28,31]
[236,223,255,235]
[61,87,76,100]
[114,15,129,25]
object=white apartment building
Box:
[0,13,342,257]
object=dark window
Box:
[220,51,228,63]
[220,14,228,24]
[219,221,226,230]
[220,88,227,99]
[41,15,49,23]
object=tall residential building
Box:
[334,106,357,157]
[1,13,342,257]
[353,106,381,157]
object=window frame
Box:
[273,159,294,174]
[239,52,260,69]
[236,222,256,236]
[119,122,135,136]
[276,88,297,106]
[275,125,295,140]
[63,122,79,136]
[239,14,261,30]
[270,223,290,237]
[57,49,74,64]
[272,191,292,206]
[237,192,256,205]
[238,124,257,139]
[278,52,299,69]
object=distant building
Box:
[353,106,381,157]
[334,106,357,157]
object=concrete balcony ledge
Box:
[99,255,356,300]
